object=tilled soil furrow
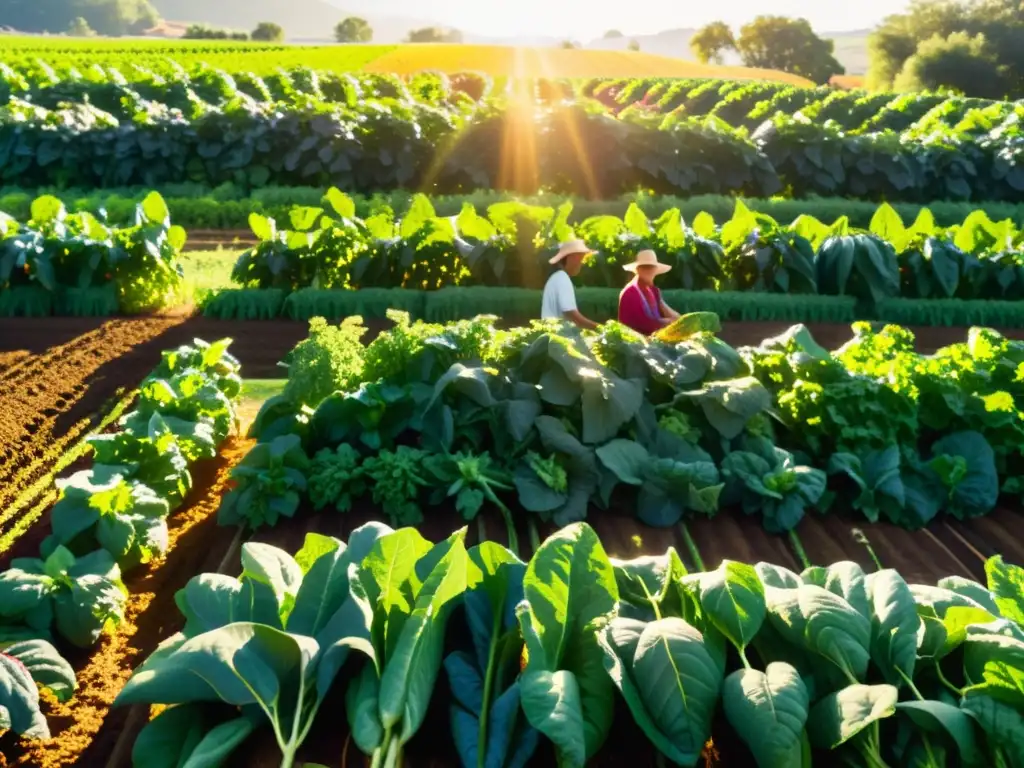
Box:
[0,318,183,491]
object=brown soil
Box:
[0,318,187,512]
[0,438,252,768]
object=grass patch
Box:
[241,379,287,402]
[178,249,240,305]
[237,378,287,432]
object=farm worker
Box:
[541,240,598,329]
[618,250,680,335]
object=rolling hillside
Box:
[151,0,429,40]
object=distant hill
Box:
[151,0,431,41]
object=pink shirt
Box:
[618,279,664,335]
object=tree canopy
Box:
[893,31,1007,98]
[406,26,462,43]
[251,21,283,41]
[868,0,1024,98]
[1,0,159,35]
[690,22,735,65]
[691,16,843,84]
[736,16,844,84]
[334,16,372,43]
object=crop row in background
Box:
[6,187,1024,323]
[1,63,1021,200]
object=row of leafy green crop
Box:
[4,58,1016,144]
[3,94,1022,201]
[7,55,1019,159]
[112,515,1024,768]
[231,310,1024,549]
[0,338,241,742]
[0,61,486,121]
[232,189,1024,305]
[0,191,186,315]
[4,184,1022,232]
[582,76,1015,137]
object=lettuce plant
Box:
[0,637,76,740]
[43,466,170,569]
[89,412,192,510]
[0,546,127,648]
[218,433,311,529]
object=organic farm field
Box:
[3,36,1024,768]
[2,309,1024,767]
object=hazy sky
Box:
[354,0,907,38]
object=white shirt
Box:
[541,270,577,320]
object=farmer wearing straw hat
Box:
[618,250,680,335]
[541,239,598,329]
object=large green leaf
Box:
[699,561,766,654]
[0,653,50,739]
[865,570,921,687]
[597,617,721,766]
[765,584,872,682]
[985,556,1024,626]
[377,530,470,743]
[806,683,898,749]
[896,700,981,766]
[722,662,810,768]
[2,639,76,702]
[517,524,618,765]
[115,622,317,708]
[961,691,1024,768]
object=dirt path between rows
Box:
[0,439,251,768]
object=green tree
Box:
[604,29,624,38]
[334,16,372,42]
[690,21,736,65]
[868,0,1024,97]
[406,26,462,43]
[627,39,640,52]
[561,40,579,49]
[894,31,1007,98]
[736,16,845,84]
[67,16,95,36]
[251,21,284,41]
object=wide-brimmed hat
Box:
[623,249,671,275]
[549,239,596,265]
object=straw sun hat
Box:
[623,249,671,275]
[549,239,596,264]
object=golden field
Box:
[363,44,813,85]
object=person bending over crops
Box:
[541,240,598,329]
[618,250,680,335]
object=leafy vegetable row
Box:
[233,188,1024,306]
[0,191,186,315]
[586,76,1013,137]
[0,61,483,119]
[114,519,1024,768]
[2,91,1022,201]
[0,337,241,741]
[232,311,1023,550]
[4,59,1014,144]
